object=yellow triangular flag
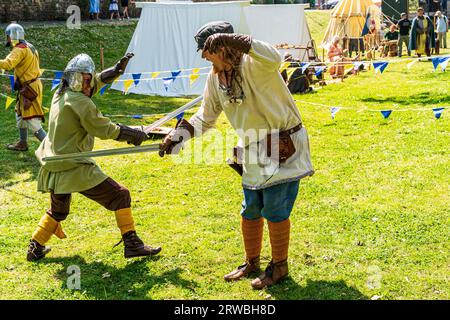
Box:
[189,74,200,86]
[191,68,200,74]
[279,62,290,73]
[40,69,46,75]
[123,79,134,94]
[1,69,4,75]
[151,72,160,79]
[112,79,119,85]
[286,68,296,80]
[5,97,15,110]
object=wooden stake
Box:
[100,47,104,70]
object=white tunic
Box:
[190,39,314,190]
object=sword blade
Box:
[42,143,161,162]
[143,95,203,134]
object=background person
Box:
[396,12,412,57]
[0,23,46,152]
[410,7,435,57]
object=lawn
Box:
[0,12,449,300]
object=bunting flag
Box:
[162,70,181,91]
[380,110,392,119]
[99,84,109,96]
[431,57,442,70]
[1,69,5,75]
[191,68,200,74]
[301,62,310,73]
[280,62,290,73]
[189,74,200,86]
[40,69,46,75]
[132,114,143,119]
[330,107,340,119]
[51,71,63,91]
[132,73,142,86]
[432,107,445,119]
[439,57,450,71]
[5,96,15,110]
[176,112,185,121]
[9,75,15,91]
[286,68,296,80]
[315,66,326,77]
[373,61,389,74]
[123,79,134,94]
[151,72,160,79]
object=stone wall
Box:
[0,0,143,23]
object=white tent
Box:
[111,1,312,97]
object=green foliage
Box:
[0,14,449,300]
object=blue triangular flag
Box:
[171,70,181,78]
[132,114,143,119]
[373,61,389,74]
[51,71,63,91]
[315,66,325,77]
[176,112,185,121]
[9,75,15,91]
[99,84,109,96]
[431,57,442,70]
[380,110,392,119]
[330,107,340,120]
[132,73,142,86]
[432,107,445,119]
[162,77,175,91]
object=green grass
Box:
[0,14,449,300]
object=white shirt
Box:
[189,40,314,190]
[436,16,448,33]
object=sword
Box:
[142,95,203,134]
[42,95,203,162]
[42,143,161,162]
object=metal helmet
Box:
[5,23,25,40]
[62,54,96,92]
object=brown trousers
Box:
[48,177,131,222]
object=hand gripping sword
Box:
[42,95,203,162]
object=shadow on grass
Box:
[42,255,199,299]
[267,278,368,300]
[361,92,450,106]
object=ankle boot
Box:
[121,231,161,258]
[6,140,28,151]
[224,256,260,282]
[26,239,51,262]
[251,259,288,290]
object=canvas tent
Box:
[111,1,312,97]
[321,0,381,49]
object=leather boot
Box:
[251,259,288,290]
[224,256,260,282]
[121,231,161,258]
[6,140,28,151]
[26,239,51,262]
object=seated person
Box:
[327,36,358,78]
[382,25,399,57]
[280,52,312,94]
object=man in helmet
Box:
[27,53,162,262]
[0,23,46,152]
[159,21,313,289]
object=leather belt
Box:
[280,123,302,136]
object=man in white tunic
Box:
[159,21,314,289]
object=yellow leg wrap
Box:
[115,208,135,235]
[32,213,67,246]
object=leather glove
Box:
[115,124,147,146]
[159,118,195,157]
[203,33,252,54]
[99,53,135,83]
